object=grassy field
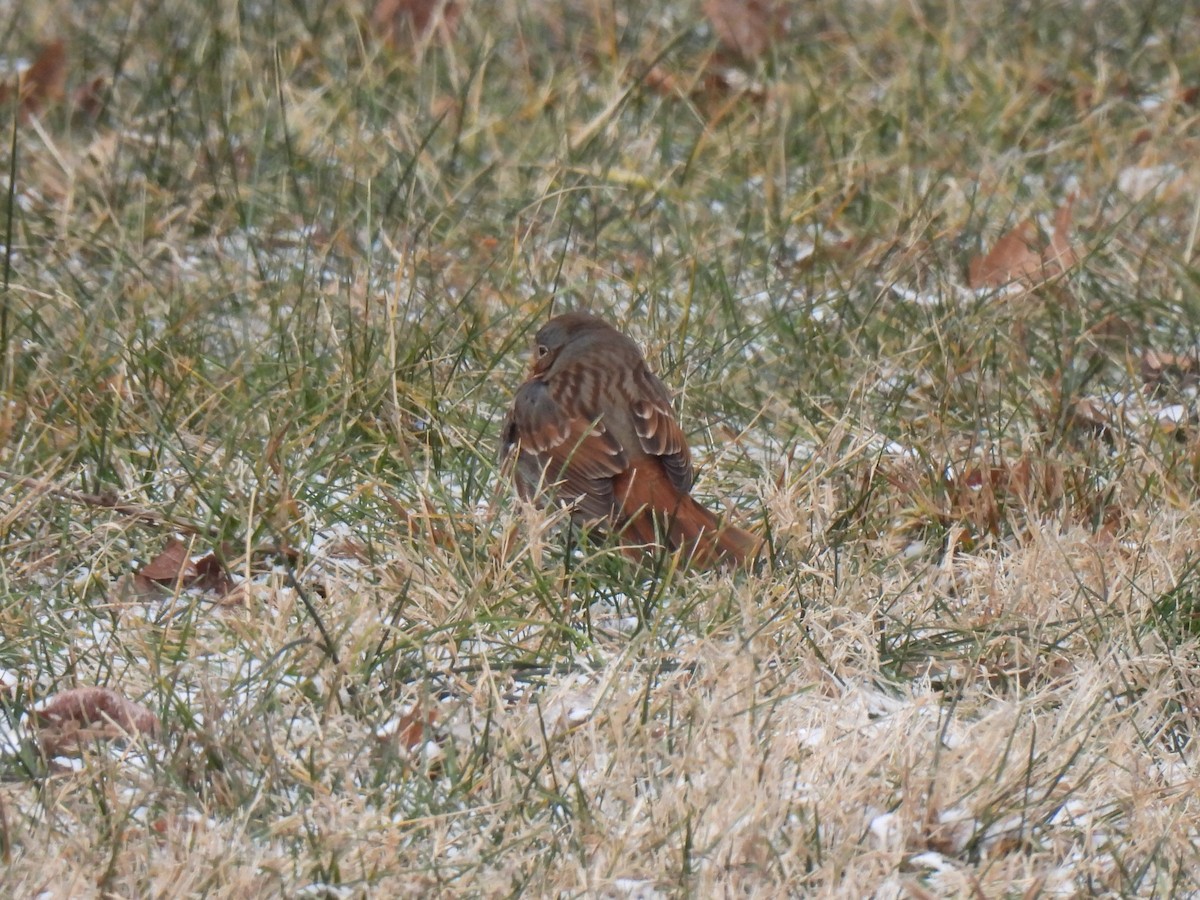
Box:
[2,0,1200,895]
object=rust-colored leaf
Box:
[72,75,106,121]
[379,703,439,753]
[22,39,67,113]
[968,220,1044,289]
[968,198,1081,289]
[1043,195,1079,273]
[191,552,234,594]
[371,0,461,47]
[0,40,68,118]
[703,0,786,60]
[397,706,436,751]
[34,686,159,757]
[642,65,680,96]
[139,538,191,581]
[701,66,770,103]
[138,538,235,596]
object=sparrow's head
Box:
[529,312,615,375]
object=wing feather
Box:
[502,379,628,523]
[628,366,693,493]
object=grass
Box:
[2,0,1200,895]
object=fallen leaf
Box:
[701,66,770,102]
[20,40,67,114]
[139,538,236,596]
[968,197,1080,289]
[1068,397,1114,439]
[642,64,680,96]
[1043,195,1079,272]
[72,75,106,121]
[1141,349,1199,391]
[34,686,159,757]
[0,40,67,118]
[397,705,437,751]
[703,0,785,60]
[190,552,234,594]
[371,0,461,47]
[640,61,769,105]
[138,538,191,581]
[378,703,439,754]
[967,220,1042,288]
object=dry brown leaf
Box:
[397,705,437,751]
[641,62,769,104]
[968,198,1081,289]
[378,703,439,754]
[1069,397,1114,438]
[703,0,785,60]
[138,538,191,581]
[883,449,1102,546]
[139,538,236,596]
[1141,349,1199,390]
[642,64,681,96]
[371,0,461,47]
[967,220,1043,288]
[191,552,235,594]
[701,66,770,102]
[72,75,106,121]
[0,40,67,118]
[20,40,67,114]
[1043,195,1079,272]
[34,686,159,757]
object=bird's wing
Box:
[627,365,694,493]
[502,378,628,523]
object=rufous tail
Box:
[615,465,760,569]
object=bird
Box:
[500,311,759,568]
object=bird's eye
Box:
[536,344,550,359]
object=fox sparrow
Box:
[500,312,758,568]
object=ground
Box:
[2,0,1200,896]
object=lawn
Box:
[2,0,1200,895]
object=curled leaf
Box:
[139,538,236,596]
[34,686,159,757]
[968,197,1080,289]
[0,40,67,119]
[1142,349,1199,391]
[378,703,440,755]
[371,0,461,48]
[703,0,786,60]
